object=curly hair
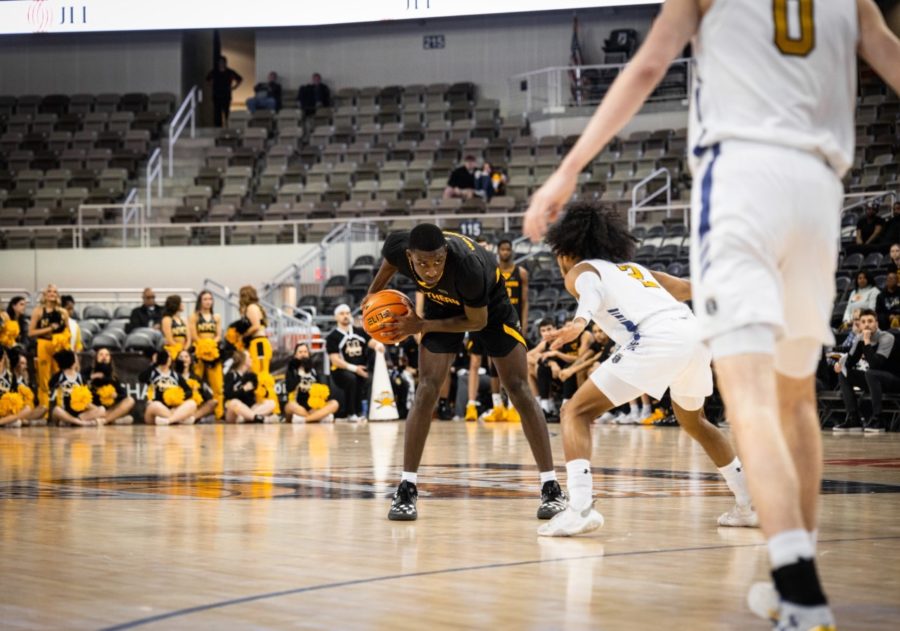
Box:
[544,202,637,263]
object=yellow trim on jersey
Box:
[502,324,526,347]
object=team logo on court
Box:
[705,298,718,316]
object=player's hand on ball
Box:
[380,310,423,342]
[549,321,582,351]
[523,169,577,243]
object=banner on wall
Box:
[3,0,661,35]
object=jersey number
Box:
[773,0,815,57]
[617,264,659,289]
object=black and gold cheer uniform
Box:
[224,370,258,408]
[382,230,525,357]
[49,370,86,416]
[286,364,326,410]
[146,367,192,405]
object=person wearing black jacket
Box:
[875,271,900,329]
[834,308,900,432]
[223,350,277,423]
[246,71,282,113]
[297,72,331,118]
[206,56,243,127]
[127,288,161,333]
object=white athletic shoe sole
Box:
[537,504,604,537]
[717,504,760,528]
[747,582,779,624]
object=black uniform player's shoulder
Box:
[382,231,411,266]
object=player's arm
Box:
[550,264,602,350]
[523,0,701,241]
[519,267,529,332]
[420,304,488,335]
[858,0,900,95]
[649,271,692,302]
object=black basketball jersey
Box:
[501,264,525,320]
[382,230,510,321]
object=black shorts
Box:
[422,301,525,358]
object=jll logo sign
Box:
[59,5,88,25]
[27,0,87,32]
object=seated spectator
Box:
[144,351,198,426]
[842,271,880,327]
[88,347,135,425]
[246,71,283,113]
[847,202,885,254]
[558,324,614,385]
[443,155,478,200]
[876,271,900,329]
[884,243,900,276]
[284,343,339,423]
[834,309,900,433]
[297,72,331,118]
[127,288,161,333]
[526,318,582,416]
[49,350,107,427]
[474,161,507,201]
[224,350,278,424]
[61,295,83,352]
[876,202,900,252]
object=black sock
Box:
[253,414,264,423]
[772,559,828,607]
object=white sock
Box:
[401,471,418,484]
[467,399,478,407]
[540,398,551,412]
[809,529,818,551]
[565,459,593,511]
[492,393,504,408]
[640,405,651,418]
[718,457,752,507]
[768,529,814,570]
[539,470,557,485]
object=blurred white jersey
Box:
[688,0,857,176]
[577,259,690,348]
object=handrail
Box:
[168,86,200,178]
[629,167,672,230]
[76,200,144,249]
[145,147,162,229]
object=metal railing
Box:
[168,86,200,178]
[76,195,143,249]
[629,168,672,230]
[144,148,163,224]
[509,58,690,115]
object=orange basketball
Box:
[362,289,413,345]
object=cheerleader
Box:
[11,349,47,425]
[144,351,197,426]
[224,350,279,423]
[28,284,70,409]
[161,295,191,360]
[49,350,107,427]
[88,347,135,425]
[189,290,224,419]
[0,346,34,427]
[175,349,217,422]
[1,295,28,349]
[239,285,280,414]
[284,342,339,423]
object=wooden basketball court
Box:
[0,422,898,630]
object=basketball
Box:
[362,290,413,344]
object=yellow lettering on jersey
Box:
[616,264,660,289]
[773,0,815,57]
[423,291,461,307]
[443,231,476,251]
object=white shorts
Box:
[690,140,842,359]
[589,312,713,406]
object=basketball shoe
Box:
[537,500,604,536]
[505,406,521,423]
[464,401,479,422]
[748,582,837,631]
[388,480,418,521]
[717,503,760,527]
[482,405,507,422]
[536,480,568,519]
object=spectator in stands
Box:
[842,271,880,327]
[876,202,900,251]
[443,155,478,200]
[206,55,243,128]
[297,72,331,119]
[246,71,283,114]
[474,162,507,201]
[88,347,134,425]
[284,342,339,423]
[60,295,83,352]
[884,243,900,276]
[834,308,900,433]
[223,350,277,423]
[1,296,28,350]
[126,288,161,333]
[161,295,190,360]
[849,202,885,254]
[326,303,383,421]
[877,271,900,330]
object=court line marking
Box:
[100,535,900,631]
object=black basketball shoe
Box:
[537,480,567,519]
[388,480,418,521]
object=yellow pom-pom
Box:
[0,320,20,347]
[225,327,244,351]
[96,384,117,408]
[186,379,204,405]
[17,384,34,408]
[0,392,25,416]
[69,384,93,413]
[307,396,326,410]
[163,386,185,408]
[51,328,72,354]
[309,383,330,402]
[195,338,220,362]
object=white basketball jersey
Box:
[688,0,857,176]
[579,259,690,347]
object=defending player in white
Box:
[536,203,756,539]
[523,1,900,630]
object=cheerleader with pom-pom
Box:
[0,346,34,427]
[144,351,197,426]
[161,295,191,361]
[284,343,338,423]
[49,350,107,427]
[175,349,217,422]
[224,350,279,423]
[88,347,135,425]
[9,349,45,425]
[28,284,69,409]
[189,290,224,419]
[1,296,28,350]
